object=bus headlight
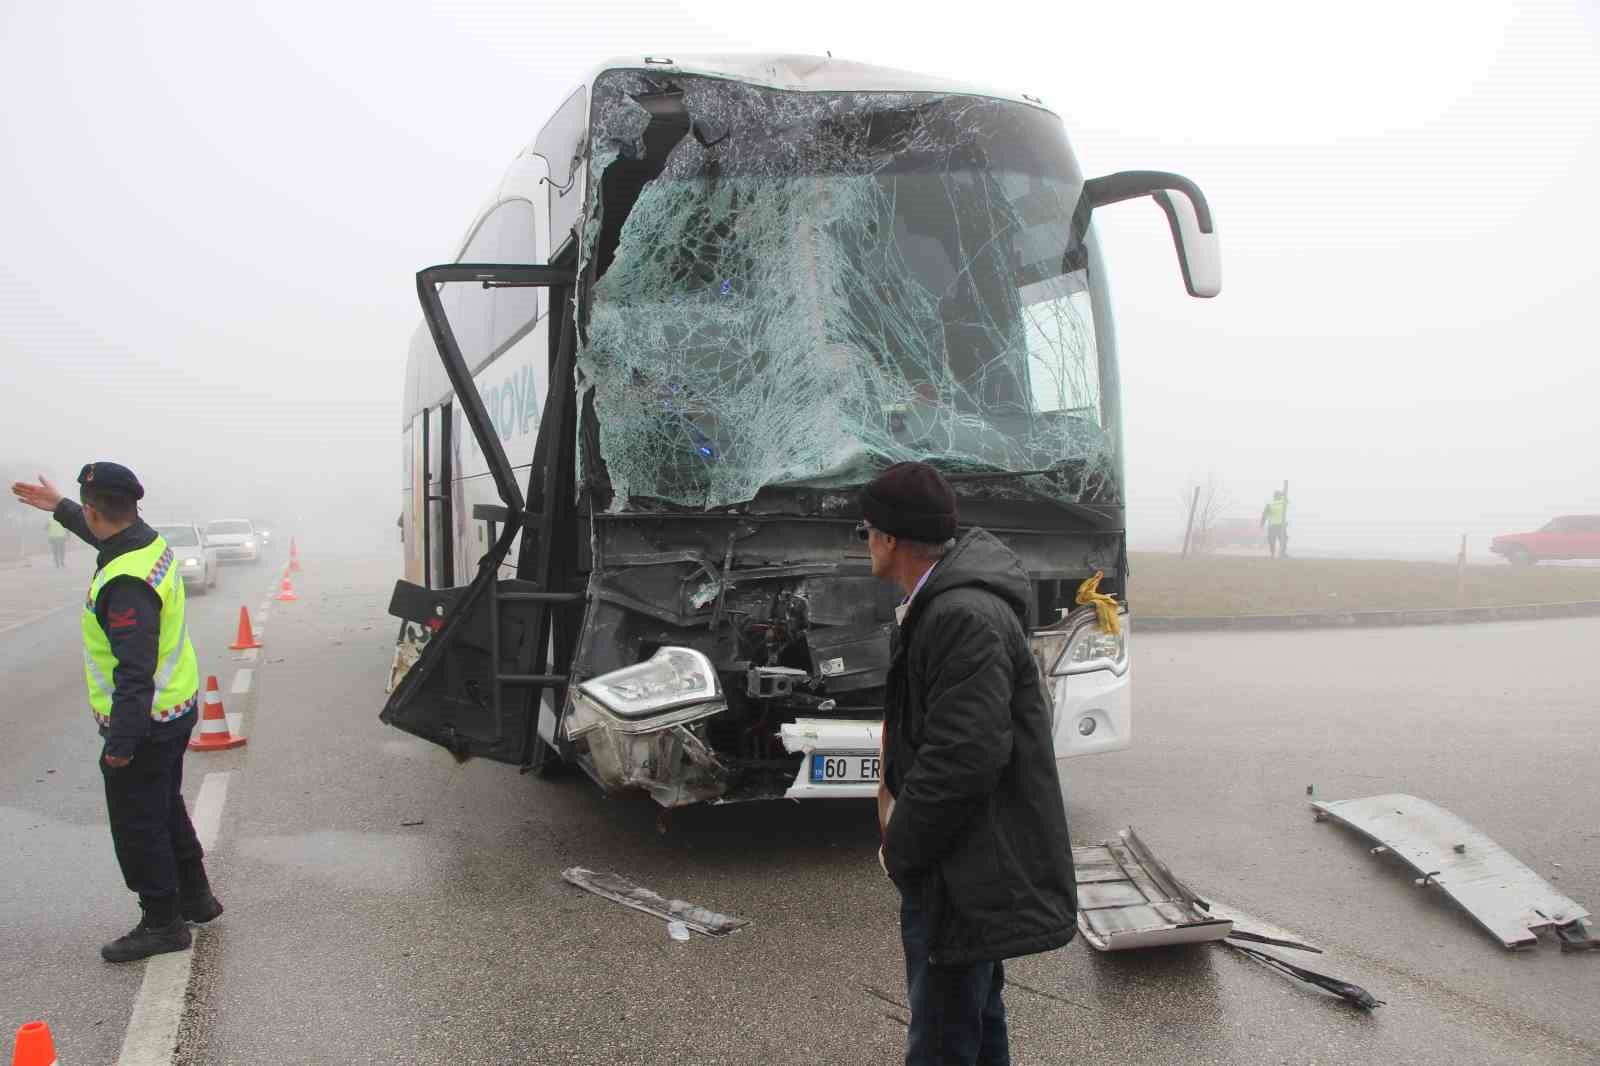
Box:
[1057,620,1128,676]
[568,646,725,738]
[1031,609,1129,679]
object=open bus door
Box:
[381,264,582,767]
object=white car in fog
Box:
[205,518,261,563]
[154,523,219,594]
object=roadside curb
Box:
[1138,598,1600,633]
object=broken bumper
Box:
[778,719,882,801]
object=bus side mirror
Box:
[1079,171,1221,298]
[1152,189,1221,298]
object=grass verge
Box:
[1130,552,1600,617]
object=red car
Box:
[1490,515,1600,565]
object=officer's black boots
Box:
[182,892,225,924]
[178,858,224,923]
[101,897,191,963]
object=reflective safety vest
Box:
[82,536,199,726]
[1264,497,1288,526]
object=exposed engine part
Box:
[747,665,809,700]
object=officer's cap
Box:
[78,461,144,501]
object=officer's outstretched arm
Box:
[11,475,62,513]
[53,500,97,547]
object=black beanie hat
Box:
[860,461,957,543]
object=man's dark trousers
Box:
[900,888,1008,1066]
[99,718,204,911]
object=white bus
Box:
[384,54,1219,808]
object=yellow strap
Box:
[1074,571,1122,636]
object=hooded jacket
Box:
[882,528,1077,965]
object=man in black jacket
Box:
[864,461,1076,1065]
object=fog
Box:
[3,1,1597,560]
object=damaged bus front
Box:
[382,56,1220,808]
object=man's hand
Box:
[103,753,132,768]
[11,476,63,513]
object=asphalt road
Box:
[5,545,1598,1064]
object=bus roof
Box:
[580,54,1052,112]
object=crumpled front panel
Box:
[580,71,1113,511]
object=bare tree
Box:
[1179,471,1229,556]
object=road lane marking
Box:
[226,712,243,738]
[116,771,230,1066]
[193,770,229,849]
[0,602,74,639]
[231,669,253,695]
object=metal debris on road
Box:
[1073,829,1386,1009]
[562,867,750,937]
[1312,793,1596,951]
[1072,827,1233,950]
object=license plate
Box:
[810,752,880,784]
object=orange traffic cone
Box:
[12,1020,57,1066]
[289,537,302,573]
[274,575,298,602]
[190,676,246,751]
[228,606,262,650]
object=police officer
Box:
[47,514,68,567]
[1260,489,1289,559]
[11,464,224,962]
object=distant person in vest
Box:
[10,463,224,962]
[47,514,68,567]
[1260,489,1289,559]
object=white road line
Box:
[192,770,230,850]
[115,772,230,1066]
[226,712,243,738]
[231,669,253,695]
[0,602,74,639]
[232,647,259,664]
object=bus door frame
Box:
[381,264,583,766]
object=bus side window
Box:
[454,200,543,372]
[536,86,588,255]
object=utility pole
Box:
[1281,479,1291,559]
[1456,533,1469,606]
[1181,485,1200,558]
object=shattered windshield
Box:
[579,71,1118,512]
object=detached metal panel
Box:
[1313,793,1592,950]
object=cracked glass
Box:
[578,70,1118,512]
